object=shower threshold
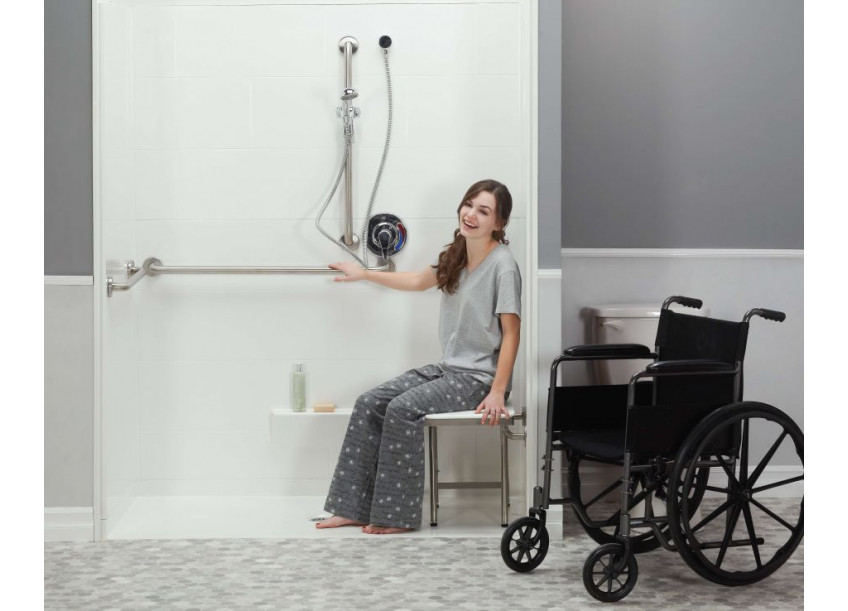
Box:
[105,493,540,540]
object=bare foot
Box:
[315,516,367,529]
[362,524,415,535]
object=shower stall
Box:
[93,0,538,540]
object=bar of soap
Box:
[313,403,336,413]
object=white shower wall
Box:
[97,0,533,533]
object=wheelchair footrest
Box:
[695,537,765,550]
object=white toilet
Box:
[587,303,709,385]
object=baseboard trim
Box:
[546,504,564,524]
[45,507,95,542]
[562,248,803,259]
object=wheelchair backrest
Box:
[656,310,749,363]
[654,310,749,407]
[625,311,750,457]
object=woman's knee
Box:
[385,395,424,423]
[352,392,377,415]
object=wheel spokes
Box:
[748,430,788,488]
[519,524,536,543]
[717,454,741,488]
[752,475,803,495]
[716,503,743,568]
[750,498,797,532]
[691,498,733,534]
[741,502,763,569]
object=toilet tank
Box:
[588,303,709,385]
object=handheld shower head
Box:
[341,88,358,101]
[379,35,392,49]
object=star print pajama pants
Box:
[323,364,491,529]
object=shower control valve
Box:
[367,213,407,260]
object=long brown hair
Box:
[433,179,513,295]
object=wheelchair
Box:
[500,296,803,602]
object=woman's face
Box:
[458,191,501,241]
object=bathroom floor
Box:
[46,497,803,610]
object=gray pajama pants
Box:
[323,364,491,529]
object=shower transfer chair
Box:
[425,406,525,527]
[499,296,803,602]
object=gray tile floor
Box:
[45,504,803,610]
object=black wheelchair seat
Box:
[559,428,625,460]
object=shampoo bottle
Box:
[290,362,307,412]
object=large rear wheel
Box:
[668,402,804,586]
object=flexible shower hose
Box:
[315,47,393,268]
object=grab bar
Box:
[339,36,359,248]
[106,257,391,297]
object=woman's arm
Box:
[475,313,520,426]
[329,261,437,292]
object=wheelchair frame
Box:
[500,296,804,602]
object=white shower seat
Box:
[424,407,524,527]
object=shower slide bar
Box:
[106,257,391,297]
[339,36,359,249]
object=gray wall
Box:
[45,0,93,276]
[538,0,562,268]
[561,0,803,248]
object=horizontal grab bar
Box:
[106,257,391,297]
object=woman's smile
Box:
[459,191,499,238]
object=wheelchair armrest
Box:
[563,344,654,360]
[644,360,735,375]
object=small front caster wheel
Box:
[500,516,549,573]
[582,543,638,603]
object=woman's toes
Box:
[316,516,365,529]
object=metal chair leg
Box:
[428,427,439,526]
[500,425,509,526]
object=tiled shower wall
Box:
[98,0,530,530]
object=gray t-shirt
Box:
[436,244,522,389]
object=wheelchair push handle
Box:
[744,308,786,323]
[662,295,703,310]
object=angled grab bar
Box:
[106,256,392,297]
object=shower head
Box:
[379,35,392,49]
[341,88,358,101]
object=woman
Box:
[317,179,521,534]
